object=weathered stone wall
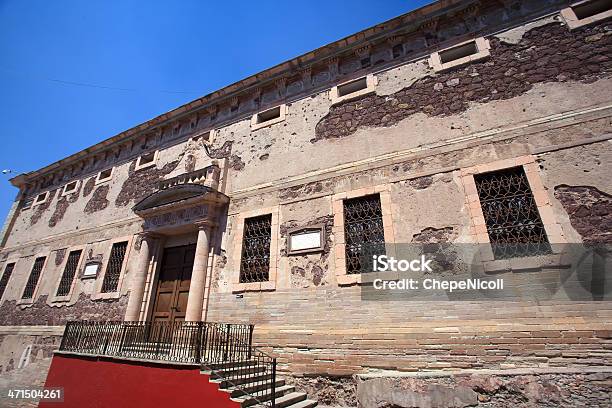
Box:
[0,332,61,407]
[0,4,610,398]
[356,369,612,408]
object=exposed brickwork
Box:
[408,176,434,190]
[82,176,96,197]
[115,160,180,207]
[286,376,356,407]
[315,22,612,142]
[208,140,233,159]
[0,294,128,326]
[357,371,612,408]
[554,185,612,244]
[411,226,455,243]
[48,184,82,228]
[84,185,110,214]
[228,155,245,171]
[29,189,57,226]
[54,249,66,267]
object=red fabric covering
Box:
[40,354,240,408]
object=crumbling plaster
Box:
[537,142,612,244]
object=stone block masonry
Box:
[315,21,612,142]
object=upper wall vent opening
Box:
[251,105,287,131]
[257,106,281,123]
[337,77,368,97]
[572,0,612,19]
[439,41,478,64]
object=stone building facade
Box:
[1,0,611,406]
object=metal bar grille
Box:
[56,250,82,296]
[101,242,128,293]
[343,194,386,274]
[239,214,272,283]
[474,166,551,259]
[0,263,15,301]
[59,321,276,406]
[22,257,46,299]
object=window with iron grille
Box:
[343,194,386,274]
[56,250,82,297]
[0,263,15,301]
[239,214,272,283]
[474,166,551,259]
[101,242,128,293]
[22,257,46,300]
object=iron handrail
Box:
[200,323,277,407]
[59,321,276,407]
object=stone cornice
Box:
[10,0,568,191]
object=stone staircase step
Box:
[228,379,285,398]
[206,359,258,371]
[232,384,294,407]
[213,364,267,379]
[279,398,318,408]
[209,372,274,388]
[268,391,308,408]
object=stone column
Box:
[124,233,156,321]
[185,221,213,321]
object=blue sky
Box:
[0,0,428,224]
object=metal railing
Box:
[201,323,277,407]
[59,321,277,407]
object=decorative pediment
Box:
[133,184,212,213]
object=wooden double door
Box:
[152,244,196,323]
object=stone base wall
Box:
[206,289,612,376]
[0,329,62,407]
[356,368,612,408]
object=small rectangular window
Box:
[572,0,612,20]
[0,263,15,301]
[251,105,286,130]
[34,192,48,205]
[22,257,46,300]
[96,168,113,183]
[439,41,478,64]
[429,37,490,72]
[56,250,82,297]
[62,181,79,196]
[474,167,551,259]
[257,106,281,123]
[337,77,368,97]
[343,194,386,274]
[21,197,34,210]
[239,214,272,283]
[135,151,157,170]
[101,241,128,293]
[330,74,377,105]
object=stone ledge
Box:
[0,325,65,335]
[356,365,612,379]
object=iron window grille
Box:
[101,242,128,293]
[474,166,551,259]
[343,194,386,274]
[56,250,83,297]
[0,263,15,301]
[22,257,46,299]
[239,214,272,283]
